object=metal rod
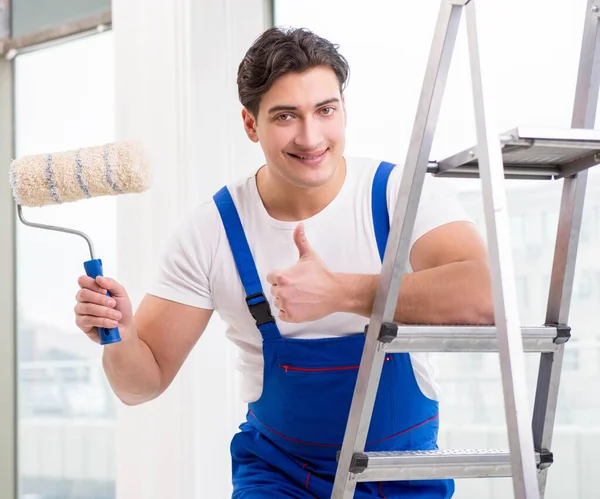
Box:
[354,449,543,482]
[384,325,562,353]
[465,1,540,497]
[16,204,95,260]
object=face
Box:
[242,65,346,190]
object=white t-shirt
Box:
[149,156,473,403]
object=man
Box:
[74,26,493,498]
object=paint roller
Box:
[8,141,152,345]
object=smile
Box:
[287,149,328,160]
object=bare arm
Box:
[75,274,212,406]
[102,293,213,405]
[335,221,495,325]
[267,221,494,326]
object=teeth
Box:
[294,152,323,160]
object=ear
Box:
[341,94,348,127]
[242,108,259,143]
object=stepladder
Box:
[331,1,600,498]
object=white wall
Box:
[111,1,269,497]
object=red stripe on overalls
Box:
[248,410,439,447]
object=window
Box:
[516,275,530,309]
[14,31,116,499]
[275,1,600,497]
[0,0,9,38]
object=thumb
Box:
[96,276,128,298]
[293,223,313,259]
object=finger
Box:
[85,332,102,345]
[78,275,107,294]
[76,288,117,308]
[76,315,120,330]
[266,271,280,286]
[75,302,122,321]
[95,276,128,298]
[74,321,102,344]
[278,309,296,323]
[293,223,313,259]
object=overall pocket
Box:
[272,356,396,447]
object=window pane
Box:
[12,0,110,38]
[0,0,9,38]
[275,1,600,496]
[15,31,116,499]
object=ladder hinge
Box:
[364,322,399,343]
[349,453,369,474]
[545,323,571,344]
[536,448,554,470]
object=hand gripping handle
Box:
[83,258,122,345]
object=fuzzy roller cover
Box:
[9,141,152,207]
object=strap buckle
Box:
[245,292,275,326]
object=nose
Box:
[294,117,323,150]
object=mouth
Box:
[286,149,328,166]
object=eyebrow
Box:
[267,97,340,114]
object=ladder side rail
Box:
[464,2,540,497]
[534,1,600,496]
[331,1,466,497]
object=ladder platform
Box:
[347,449,543,482]
[428,126,600,179]
[378,325,569,353]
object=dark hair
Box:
[237,26,350,116]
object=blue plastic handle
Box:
[83,258,122,345]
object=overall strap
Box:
[213,186,281,340]
[371,161,397,262]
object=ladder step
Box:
[381,325,568,353]
[348,449,542,482]
[428,126,600,179]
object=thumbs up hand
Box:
[266,223,341,323]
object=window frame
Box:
[0,53,16,499]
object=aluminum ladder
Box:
[332,1,600,498]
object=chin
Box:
[282,151,342,186]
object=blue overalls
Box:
[214,161,455,498]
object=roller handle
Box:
[83,258,122,345]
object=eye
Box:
[320,106,335,116]
[275,113,294,121]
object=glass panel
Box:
[12,0,109,38]
[14,31,116,499]
[275,1,600,496]
[0,0,9,38]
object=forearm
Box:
[336,260,494,325]
[102,326,162,406]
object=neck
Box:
[256,158,346,221]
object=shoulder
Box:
[350,155,472,231]
[380,159,465,207]
[382,160,473,246]
[341,156,393,200]
[344,156,385,180]
[166,174,258,257]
